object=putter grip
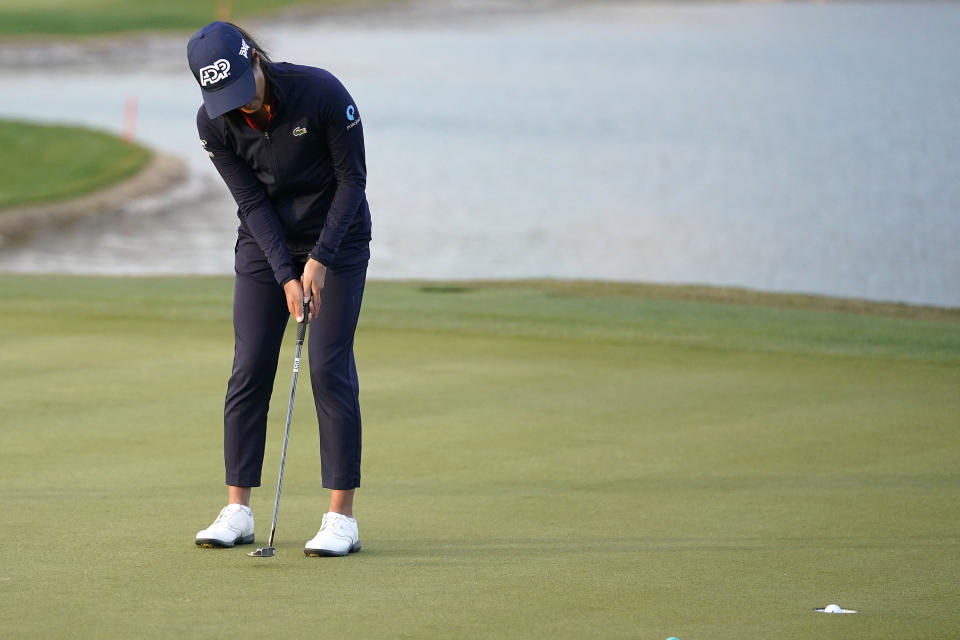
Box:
[297,300,308,341]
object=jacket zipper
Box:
[262,130,280,184]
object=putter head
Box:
[248,547,276,557]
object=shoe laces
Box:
[321,513,348,535]
[214,504,242,524]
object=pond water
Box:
[1,1,957,306]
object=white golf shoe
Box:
[195,504,255,548]
[303,512,361,557]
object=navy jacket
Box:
[197,61,372,285]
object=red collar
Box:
[240,84,275,132]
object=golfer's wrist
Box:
[308,246,330,265]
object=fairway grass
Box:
[0,277,957,639]
[0,120,150,210]
[0,0,403,36]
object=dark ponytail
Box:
[227,22,272,63]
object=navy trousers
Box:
[224,234,367,490]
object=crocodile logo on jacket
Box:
[293,126,308,137]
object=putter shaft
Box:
[266,336,302,548]
[252,301,309,557]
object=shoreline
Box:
[0,273,956,319]
[0,0,399,71]
[0,0,591,71]
[0,152,187,246]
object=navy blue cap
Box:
[187,22,257,118]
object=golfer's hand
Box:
[282,279,306,323]
[301,258,327,321]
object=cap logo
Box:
[239,38,250,59]
[199,59,231,87]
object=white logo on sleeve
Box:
[345,104,361,130]
[199,59,231,86]
[239,38,250,59]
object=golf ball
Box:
[824,604,842,614]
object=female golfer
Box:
[188,21,370,556]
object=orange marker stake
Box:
[122,96,138,142]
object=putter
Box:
[249,299,310,558]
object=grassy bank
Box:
[0,0,400,36]
[0,277,958,639]
[0,120,150,210]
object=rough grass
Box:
[0,120,150,210]
[0,0,403,36]
[0,276,957,639]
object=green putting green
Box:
[0,120,150,211]
[0,276,957,639]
